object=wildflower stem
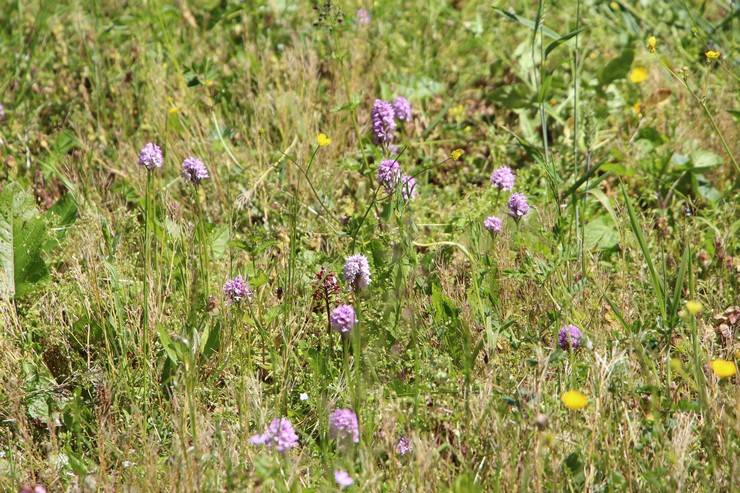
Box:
[143,170,153,361]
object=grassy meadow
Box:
[1,0,738,491]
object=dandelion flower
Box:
[343,254,371,291]
[685,300,702,316]
[138,142,163,170]
[705,50,720,60]
[392,96,412,122]
[249,417,299,452]
[371,99,396,145]
[223,275,253,304]
[450,148,464,160]
[561,390,588,410]
[647,36,657,53]
[483,216,502,234]
[507,193,530,220]
[628,67,648,84]
[329,408,360,443]
[709,359,736,378]
[334,470,354,489]
[317,133,332,147]
[558,325,582,351]
[182,156,209,184]
[330,305,357,334]
[490,166,515,191]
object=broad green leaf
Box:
[599,48,634,86]
[689,150,722,170]
[584,215,619,251]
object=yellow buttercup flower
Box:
[632,102,642,115]
[709,359,736,378]
[628,67,648,84]
[450,148,464,160]
[317,133,331,147]
[705,50,720,60]
[647,36,657,53]
[685,300,702,316]
[561,390,588,410]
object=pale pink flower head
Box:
[334,469,354,489]
[490,166,515,191]
[249,417,299,453]
[329,408,360,443]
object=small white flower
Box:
[299,393,309,401]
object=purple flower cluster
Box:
[396,436,412,456]
[558,324,582,350]
[490,166,515,191]
[335,470,354,489]
[483,216,502,234]
[182,156,209,184]
[19,486,47,493]
[329,408,360,443]
[138,142,163,170]
[392,96,412,122]
[249,417,299,452]
[223,275,253,304]
[343,254,371,291]
[371,99,397,145]
[401,175,417,200]
[356,8,371,26]
[330,304,357,334]
[376,159,401,189]
[371,96,413,145]
[507,193,530,220]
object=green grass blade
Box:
[621,185,666,319]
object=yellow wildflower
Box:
[561,390,588,410]
[450,148,464,160]
[448,104,465,122]
[705,50,720,60]
[628,67,648,84]
[709,359,736,378]
[317,133,331,147]
[647,36,657,53]
[685,300,702,316]
[632,102,642,115]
